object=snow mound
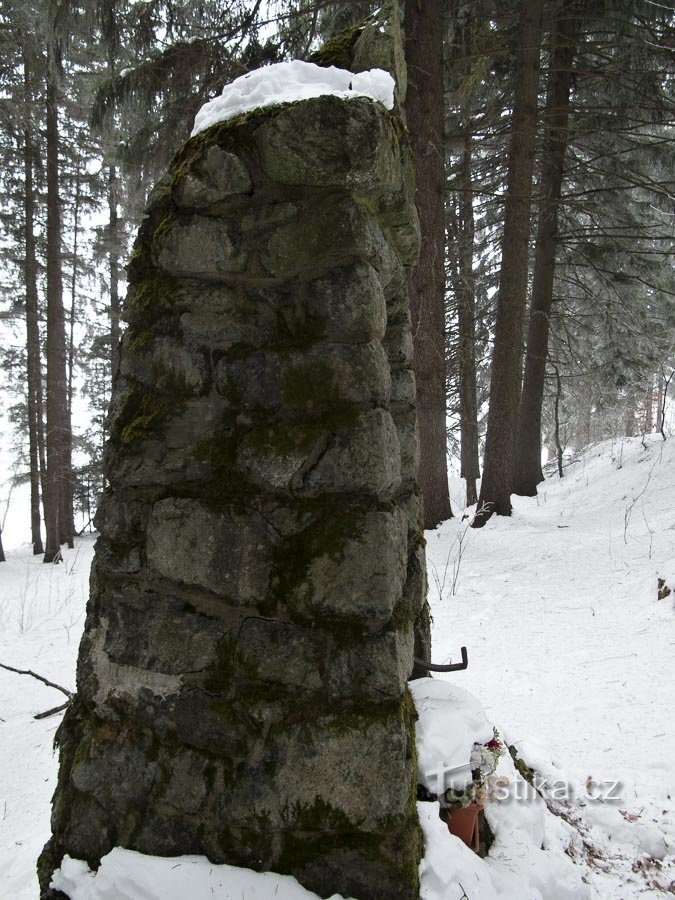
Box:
[191,60,395,136]
[51,849,350,900]
[413,678,588,899]
[411,677,494,792]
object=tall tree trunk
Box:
[553,365,564,478]
[656,373,664,433]
[644,377,654,433]
[404,0,452,529]
[473,0,544,527]
[514,5,578,496]
[22,47,44,556]
[457,129,480,507]
[624,400,636,437]
[0,526,5,563]
[109,164,121,375]
[43,48,68,563]
[62,167,82,550]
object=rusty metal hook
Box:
[413,646,468,673]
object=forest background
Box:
[0,0,673,561]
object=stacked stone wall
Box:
[40,88,425,900]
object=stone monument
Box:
[40,12,427,900]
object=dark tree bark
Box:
[513,5,578,496]
[109,164,121,375]
[656,373,665,433]
[22,46,44,556]
[473,0,544,527]
[660,371,673,441]
[404,0,452,529]
[43,46,68,563]
[0,527,5,563]
[553,365,564,478]
[644,377,654,433]
[457,130,480,507]
[62,166,82,550]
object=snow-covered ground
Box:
[1,435,674,898]
[429,434,675,896]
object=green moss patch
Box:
[113,387,174,448]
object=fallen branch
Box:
[34,701,71,720]
[0,662,73,699]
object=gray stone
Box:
[146,498,277,603]
[156,747,211,815]
[155,216,246,278]
[304,409,401,496]
[235,617,323,691]
[287,507,407,624]
[398,491,424,546]
[240,201,298,233]
[173,146,251,207]
[121,337,210,396]
[329,627,414,700]
[280,342,391,412]
[214,351,283,411]
[382,194,421,265]
[256,96,400,195]
[383,318,414,366]
[236,424,329,492]
[42,24,426,899]
[303,262,386,343]
[103,587,223,676]
[390,367,416,408]
[179,283,280,350]
[352,2,407,105]
[173,691,251,756]
[261,197,379,279]
[394,408,420,484]
[219,708,413,832]
[403,542,427,617]
[107,397,227,489]
[70,727,158,818]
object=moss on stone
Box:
[309,23,365,70]
[279,357,361,429]
[275,501,364,606]
[239,423,322,459]
[508,744,536,786]
[113,387,174,448]
[125,272,180,352]
[191,423,253,505]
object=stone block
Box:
[121,336,210,396]
[390,366,416,409]
[173,146,251,207]
[146,498,277,603]
[393,408,420,484]
[107,397,227,489]
[216,706,413,833]
[256,95,400,195]
[261,197,378,279]
[234,617,323,691]
[103,587,223,676]
[287,506,407,625]
[302,262,386,343]
[329,626,414,700]
[179,283,281,351]
[383,318,414,366]
[216,342,390,416]
[155,216,246,278]
[304,408,401,496]
[236,424,329,492]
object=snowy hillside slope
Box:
[1,435,674,897]
[430,434,675,896]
